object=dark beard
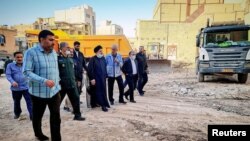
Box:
[49,46,53,51]
[75,48,79,51]
[16,62,23,66]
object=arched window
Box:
[0,34,6,46]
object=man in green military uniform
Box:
[58,42,85,121]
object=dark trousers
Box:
[12,90,32,118]
[89,85,97,108]
[125,75,138,101]
[60,87,81,117]
[123,79,128,88]
[108,76,124,102]
[77,81,82,95]
[76,79,83,95]
[31,93,61,141]
[137,72,148,93]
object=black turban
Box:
[94,45,102,53]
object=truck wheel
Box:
[238,73,248,84]
[198,72,205,82]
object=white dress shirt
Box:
[131,59,137,75]
[75,51,79,58]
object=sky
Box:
[0,0,157,37]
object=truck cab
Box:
[196,24,250,83]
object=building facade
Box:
[96,20,123,35]
[33,17,56,30]
[0,26,18,58]
[55,5,96,35]
[135,0,250,66]
[13,24,34,37]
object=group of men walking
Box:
[5,30,148,141]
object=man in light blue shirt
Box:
[105,44,126,105]
[23,30,61,141]
[6,51,32,120]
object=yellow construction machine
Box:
[25,30,132,58]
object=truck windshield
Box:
[204,30,250,48]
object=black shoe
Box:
[130,100,136,103]
[91,105,97,108]
[110,101,114,105]
[107,105,111,108]
[14,115,20,119]
[73,116,86,121]
[91,104,100,108]
[63,106,71,112]
[137,89,144,96]
[119,101,127,104]
[124,93,129,100]
[143,90,146,93]
[102,107,108,112]
[35,134,49,141]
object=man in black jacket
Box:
[136,46,148,96]
[122,50,138,103]
[73,41,88,97]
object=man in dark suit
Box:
[136,46,148,96]
[122,50,138,103]
[72,41,88,98]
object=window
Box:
[204,30,250,48]
[86,14,90,18]
[0,35,6,46]
[116,29,120,33]
[85,25,89,31]
[34,25,39,29]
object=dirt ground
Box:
[0,67,250,141]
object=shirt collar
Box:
[38,44,52,53]
[13,61,22,66]
[38,44,44,52]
